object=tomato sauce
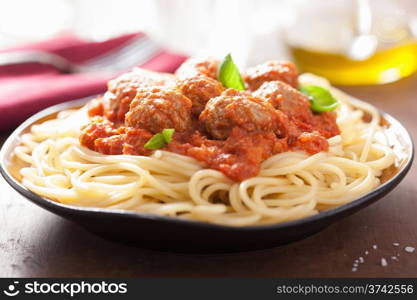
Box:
[80,60,340,182]
[81,98,337,181]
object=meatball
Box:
[104,68,176,123]
[125,87,192,133]
[199,89,278,140]
[79,117,116,150]
[175,57,220,80]
[177,75,224,115]
[253,80,312,124]
[244,60,298,91]
[254,81,340,138]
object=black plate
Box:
[0,98,414,252]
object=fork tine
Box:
[103,40,161,71]
[82,36,147,66]
[81,40,160,73]
[81,36,161,73]
[102,39,158,68]
[85,42,159,73]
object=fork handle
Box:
[0,51,80,73]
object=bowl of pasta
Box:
[0,56,413,252]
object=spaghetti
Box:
[13,73,395,226]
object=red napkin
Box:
[0,33,187,130]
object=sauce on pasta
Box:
[80,59,340,181]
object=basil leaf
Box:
[144,129,175,150]
[218,54,246,90]
[162,128,175,143]
[144,133,166,149]
[299,85,339,113]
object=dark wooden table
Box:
[0,74,416,278]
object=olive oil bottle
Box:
[284,0,417,85]
[289,42,417,85]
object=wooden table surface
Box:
[0,74,416,278]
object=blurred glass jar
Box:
[283,0,417,85]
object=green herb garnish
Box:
[162,128,175,143]
[144,128,175,150]
[217,53,246,90]
[299,85,339,113]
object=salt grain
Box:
[393,242,399,246]
[405,246,415,253]
[391,256,399,261]
[365,251,369,255]
[359,257,364,263]
[352,267,357,272]
[373,245,378,250]
[381,258,388,267]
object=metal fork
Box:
[0,35,162,73]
